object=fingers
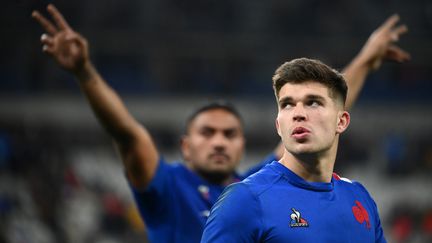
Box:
[380,14,400,31]
[393,24,408,35]
[31,4,71,35]
[32,10,57,35]
[386,45,411,62]
[40,33,55,55]
[41,33,53,45]
[64,31,87,50]
[379,14,408,43]
[391,24,408,41]
[362,14,410,70]
[47,4,71,31]
[42,45,55,55]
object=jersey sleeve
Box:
[201,182,264,243]
[129,158,174,226]
[353,181,387,243]
[241,153,277,178]
[373,200,386,243]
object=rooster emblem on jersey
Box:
[290,208,309,227]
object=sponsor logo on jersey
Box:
[200,210,210,217]
[290,208,309,227]
[198,185,210,201]
[352,200,371,229]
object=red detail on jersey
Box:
[352,200,371,229]
[353,206,364,222]
[332,172,341,180]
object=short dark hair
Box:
[272,58,347,105]
[184,101,244,134]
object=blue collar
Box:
[270,161,334,192]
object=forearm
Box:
[33,4,159,187]
[75,61,141,144]
[342,54,371,110]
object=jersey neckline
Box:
[270,161,334,192]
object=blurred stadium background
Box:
[1,0,432,242]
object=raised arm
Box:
[32,4,158,188]
[343,14,410,109]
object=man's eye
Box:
[308,100,321,107]
[281,102,293,109]
[224,130,238,139]
[201,129,214,137]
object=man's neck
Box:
[186,162,235,186]
[279,144,338,183]
[201,172,235,186]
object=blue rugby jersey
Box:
[201,161,386,243]
[130,154,277,243]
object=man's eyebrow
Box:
[223,127,239,132]
[200,126,215,131]
[278,94,325,104]
[305,94,326,101]
[200,126,239,131]
[278,96,293,105]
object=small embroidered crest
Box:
[290,208,309,227]
[352,200,371,229]
[198,185,210,200]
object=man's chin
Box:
[209,159,237,171]
[208,164,234,174]
[198,167,234,184]
[208,157,231,167]
[289,145,317,156]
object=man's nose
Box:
[292,104,307,121]
[212,133,228,149]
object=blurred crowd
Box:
[1,0,431,97]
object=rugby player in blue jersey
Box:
[201,57,401,243]
[32,5,409,243]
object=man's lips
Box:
[209,153,230,161]
[291,127,311,139]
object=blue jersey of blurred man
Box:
[131,155,276,242]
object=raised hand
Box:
[359,14,411,71]
[32,4,90,74]
[342,14,411,109]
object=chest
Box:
[259,187,377,243]
[174,180,224,223]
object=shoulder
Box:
[332,172,353,183]
[215,182,259,209]
[333,172,362,188]
[209,181,264,223]
[155,159,195,179]
[333,172,376,202]
[130,158,183,192]
[241,162,285,196]
[203,182,264,242]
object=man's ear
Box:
[180,135,190,160]
[336,111,350,134]
[275,117,282,137]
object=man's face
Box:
[275,81,349,156]
[182,109,245,178]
